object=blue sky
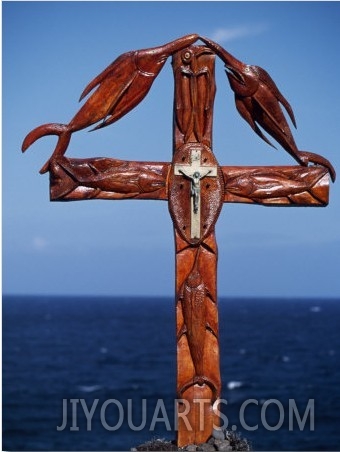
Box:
[3,1,340,298]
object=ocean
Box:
[3,295,340,451]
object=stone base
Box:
[132,430,251,451]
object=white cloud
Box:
[210,24,267,43]
[32,236,49,251]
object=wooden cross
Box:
[23,36,333,447]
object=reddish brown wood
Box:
[223,165,329,206]
[175,231,220,445]
[49,157,170,201]
[168,142,224,244]
[170,46,222,446]
[48,158,330,207]
[22,35,334,448]
[200,36,336,182]
[22,34,199,174]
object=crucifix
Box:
[22,34,335,447]
[174,148,218,238]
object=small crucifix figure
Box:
[22,35,334,447]
[174,148,217,239]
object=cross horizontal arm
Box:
[222,165,329,206]
[48,157,170,201]
[48,157,330,207]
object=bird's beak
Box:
[156,34,199,60]
[225,65,245,85]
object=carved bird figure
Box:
[200,37,336,182]
[22,34,199,173]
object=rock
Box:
[213,439,231,450]
[133,431,251,451]
[224,430,252,451]
[184,444,198,451]
[197,443,215,452]
[135,438,177,450]
[214,441,232,451]
[212,428,225,441]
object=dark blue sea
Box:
[3,296,340,451]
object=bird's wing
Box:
[255,66,297,128]
[79,52,134,102]
[235,97,277,149]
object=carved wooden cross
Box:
[23,35,333,447]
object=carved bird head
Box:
[199,36,259,97]
[225,64,259,97]
[136,34,199,74]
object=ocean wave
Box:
[227,380,243,390]
[77,384,103,393]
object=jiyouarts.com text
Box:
[57,398,315,432]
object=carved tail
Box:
[299,150,336,182]
[22,123,71,174]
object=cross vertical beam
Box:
[169,46,223,446]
